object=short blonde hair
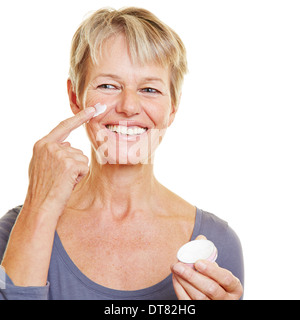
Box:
[69,7,188,109]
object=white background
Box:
[0,0,299,300]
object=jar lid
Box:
[177,239,218,264]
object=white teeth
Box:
[106,125,147,135]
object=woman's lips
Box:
[105,124,147,135]
[103,120,150,129]
[103,123,149,142]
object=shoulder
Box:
[196,208,244,286]
[0,205,22,260]
[198,209,229,234]
[196,209,239,246]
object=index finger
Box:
[45,107,95,142]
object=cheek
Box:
[84,123,97,148]
[85,88,119,107]
[151,107,173,129]
[84,114,108,155]
[154,97,172,129]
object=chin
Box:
[94,148,155,165]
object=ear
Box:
[167,93,181,127]
[67,79,81,115]
[167,105,176,127]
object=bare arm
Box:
[1,107,95,286]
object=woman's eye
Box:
[97,84,116,90]
[141,88,160,94]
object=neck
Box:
[68,150,161,218]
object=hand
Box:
[171,236,243,300]
[25,107,96,215]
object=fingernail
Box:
[173,263,186,275]
[195,235,207,240]
[85,107,95,114]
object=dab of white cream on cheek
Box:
[93,103,107,117]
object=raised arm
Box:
[1,107,95,287]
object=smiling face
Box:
[81,34,176,165]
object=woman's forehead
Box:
[92,33,170,71]
[87,34,170,85]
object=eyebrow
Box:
[94,73,122,81]
[143,77,166,85]
[94,73,166,86]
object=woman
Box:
[0,7,243,300]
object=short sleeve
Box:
[0,266,50,300]
[0,206,22,261]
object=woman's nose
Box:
[116,89,141,116]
